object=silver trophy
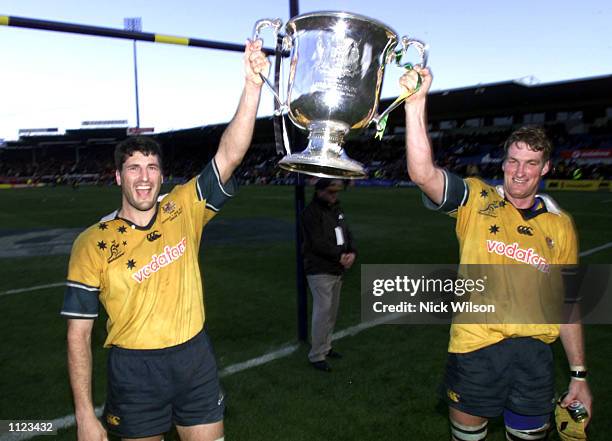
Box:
[254,11,427,179]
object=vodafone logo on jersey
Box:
[486,240,550,273]
[132,237,187,283]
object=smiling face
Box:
[115,151,163,216]
[502,141,550,208]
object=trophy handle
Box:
[400,37,428,69]
[373,37,429,135]
[252,18,285,107]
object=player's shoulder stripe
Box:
[205,202,220,212]
[211,159,234,198]
[60,311,98,318]
[536,193,563,216]
[196,175,204,201]
[66,280,100,292]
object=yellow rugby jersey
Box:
[61,160,236,349]
[424,171,578,353]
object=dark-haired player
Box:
[61,39,269,441]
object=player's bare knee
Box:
[450,419,488,441]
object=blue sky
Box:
[1,0,610,141]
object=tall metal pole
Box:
[124,18,142,128]
[133,41,140,128]
[290,0,300,18]
[287,0,308,343]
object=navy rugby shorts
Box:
[442,337,555,418]
[102,330,224,438]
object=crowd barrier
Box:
[545,180,611,192]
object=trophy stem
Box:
[278,121,367,179]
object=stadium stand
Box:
[1,75,611,187]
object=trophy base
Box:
[278,120,368,179]
[279,151,367,179]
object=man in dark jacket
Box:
[301,178,356,372]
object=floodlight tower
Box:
[124,17,142,128]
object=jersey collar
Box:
[115,202,160,231]
[494,185,557,220]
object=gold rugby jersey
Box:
[424,171,578,353]
[61,160,236,349]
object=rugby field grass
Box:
[0,185,610,440]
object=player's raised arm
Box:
[214,38,270,184]
[67,319,108,441]
[401,67,446,205]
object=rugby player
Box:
[60,39,269,441]
[400,67,592,440]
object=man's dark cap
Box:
[315,178,343,191]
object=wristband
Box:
[570,370,588,381]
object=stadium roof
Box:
[4,74,611,151]
[418,74,612,121]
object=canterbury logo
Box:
[447,389,460,403]
[106,414,121,426]
[132,237,187,283]
[486,240,549,273]
[147,230,162,242]
[517,225,534,236]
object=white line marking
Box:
[3,242,612,299]
[218,313,402,377]
[219,343,300,376]
[331,313,402,340]
[0,313,400,440]
[0,282,65,297]
[579,241,612,257]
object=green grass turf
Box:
[0,184,610,440]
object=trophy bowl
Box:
[254,12,427,179]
